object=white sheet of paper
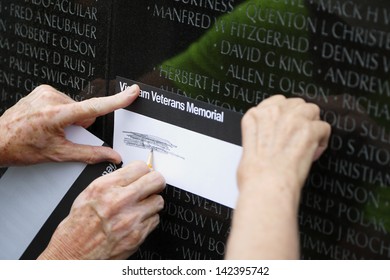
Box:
[114,109,242,209]
[0,126,103,260]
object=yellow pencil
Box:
[147,148,153,169]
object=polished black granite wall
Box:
[0,0,112,139]
[1,0,390,259]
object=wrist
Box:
[37,218,84,260]
[229,170,302,259]
[238,169,303,207]
[38,241,76,260]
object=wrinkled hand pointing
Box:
[0,84,139,166]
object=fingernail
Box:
[124,84,140,96]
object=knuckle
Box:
[35,85,59,99]
[245,107,258,118]
[150,171,166,187]
[86,179,107,197]
[128,160,149,173]
[325,122,332,133]
[152,214,161,229]
[84,151,98,164]
[146,215,160,233]
[272,94,286,99]
[35,84,55,93]
[135,160,149,169]
[156,195,165,210]
[308,103,320,115]
[241,108,257,127]
[267,105,283,116]
[291,97,305,103]
[131,230,143,244]
[85,98,101,115]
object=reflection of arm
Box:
[143,0,310,97]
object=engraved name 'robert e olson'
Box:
[0,0,107,106]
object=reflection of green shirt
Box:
[160,0,390,256]
[160,0,313,112]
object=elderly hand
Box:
[237,95,331,195]
[38,161,166,260]
[226,95,331,260]
[0,84,139,166]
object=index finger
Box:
[57,84,139,126]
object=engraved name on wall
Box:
[0,0,110,115]
[117,0,390,259]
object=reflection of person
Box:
[226,95,331,259]
[0,84,166,259]
[141,0,315,113]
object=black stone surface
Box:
[0,0,112,139]
[110,0,390,259]
[1,0,390,259]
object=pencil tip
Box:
[147,148,154,169]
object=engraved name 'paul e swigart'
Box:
[120,81,225,123]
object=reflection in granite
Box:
[1,0,390,259]
[111,0,390,259]
[130,185,233,260]
[0,0,112,139]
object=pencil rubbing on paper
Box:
[122,131,184,159]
